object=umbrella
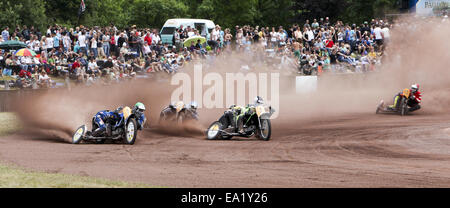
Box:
[14,48,37,57]
[0,40,27,50]
[183,36,206,47]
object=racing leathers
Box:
[390,89,422,112]
[408,90,422,112]
[133,109,147,130]
[159,105,177,123]
[184,107,199,121]
[92,110,121,136]
[225,105,252,133]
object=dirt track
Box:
[1,110,449,187]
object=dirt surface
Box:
[2,18,450,187]
[1,111,449,187]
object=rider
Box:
[92,106,124,137]
[92,102,147,136]
[226,96,264,133]
[408,84,422,112]
[159,102,177,123]
[132,102,147,130]
[187,101,199,120]
[389,84,422,111]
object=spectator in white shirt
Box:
[88,58,100,75]
[78,31,87,54]
[381,24,390,44]
[373,24,384,49]
[151,29,160,45]
[46,34,54,53]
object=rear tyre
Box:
[221,135,233,140]
[94,139,105,144]
[400,98,408,116]
[206,121,223,140]
[257,119,271,141]
[177,112,187,125]
[72,125,86,144]
[124,118,137,145]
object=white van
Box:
[160,18,216,45]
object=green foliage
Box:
[130,0,189,28]
[255,0,294,27]
[45,0,80,26]
[0,0,47,31]
[1,0,400,31]
[196,0,215,20]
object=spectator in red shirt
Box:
[19,69,32,78]
[325,36,334,48]
[71,59,81,74]
[144,31,152,46]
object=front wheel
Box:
[72,125,86,144]
[376,102,383,114]
[206,121,222,140]
[124,118,137,145]
[257,119,271,141]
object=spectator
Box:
[2,27,9,41]
[373,24,384,49]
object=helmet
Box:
[254,96,264,104]
[114,106,124,114]
[190,101,198,110]
[134,102,146,113]
[411,84,419,93]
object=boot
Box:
[236,117,244,134]
[408,105,421,112]
[92,128,104,137]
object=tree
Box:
[0,0,47,31]
[0,0,402,33]
[255,0,294,27]
[196,0,215,20]
[45,0,80,26]
[291,0,348,24]
[130,0,189,28]
[211,0,258,29]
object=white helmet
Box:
[254,96,264,104]
[411,84,419,92]
[190,101,198,110]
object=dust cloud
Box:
[11,16,450,140]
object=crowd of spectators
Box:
[226,17,392,75]
[0,17,398,89]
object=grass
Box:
[0,112,21,136]
[0,164,153,188]
[0,112,156,188]
[0,76,16,81]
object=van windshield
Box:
[161,27,176,35]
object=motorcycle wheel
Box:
[123,118,137,145]
[221,135,232,140]
[177,114,184,125]
[94,139,105,144]
[72,125,86,144]
[257,119,271,141]
[400,98,408,116]
[376,101,383,114]
[206,121,222,140]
